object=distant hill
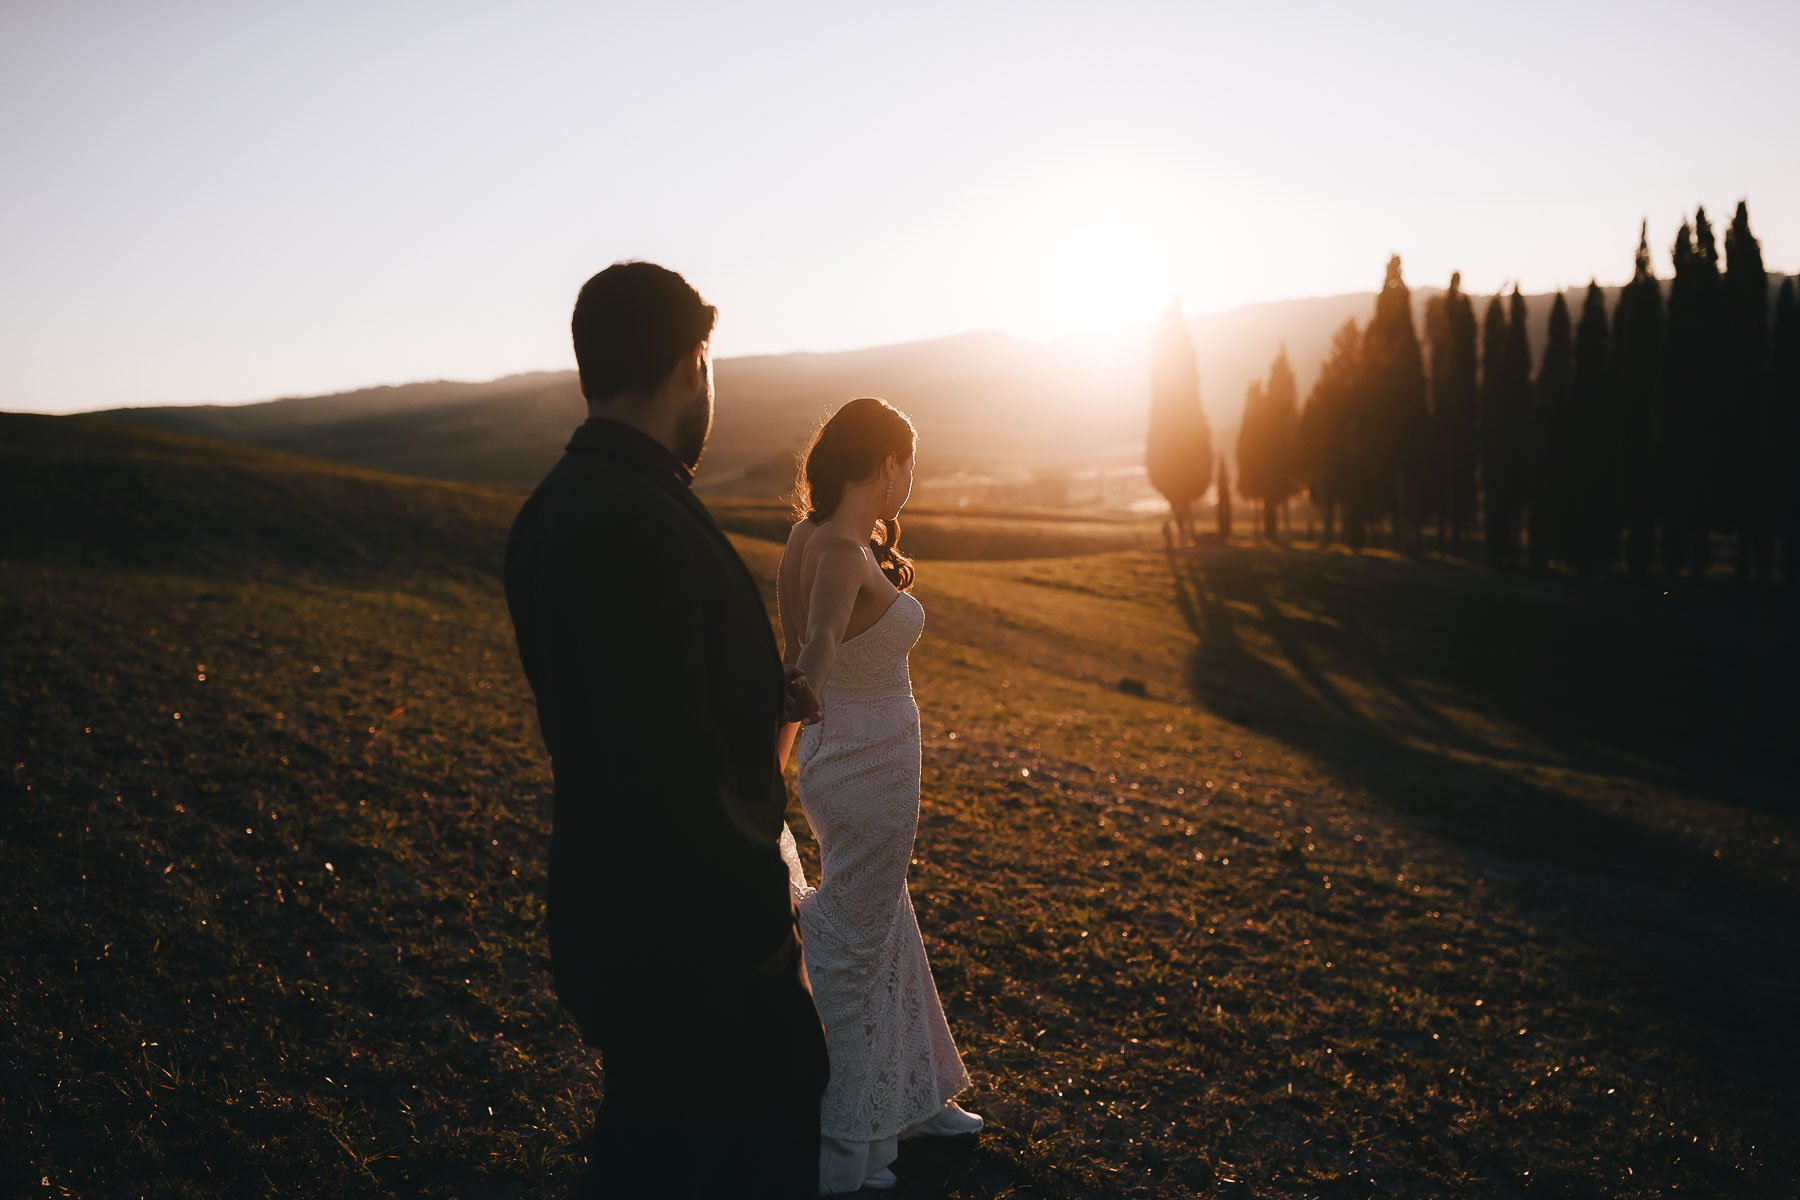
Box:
[85,276,1797,501]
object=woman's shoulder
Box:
[785,517,816,549]
[796,523,873,578]
[782,517,823,572]
[783,517,856,574]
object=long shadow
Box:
[1168,547,1351,733]
[1164,546,1800,1100]
[1227,546,1793,804]
[1209,552,1502,756]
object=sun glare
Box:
[977,164,1186,339]
[1040,215,1172,335]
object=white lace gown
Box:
[779,590,971,1192]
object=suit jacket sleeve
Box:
[559,516,795,977]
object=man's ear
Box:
[681,340,708,390]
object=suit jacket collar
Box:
[563,417,741,559]
[562,415,775,658]
[565,417,695,490]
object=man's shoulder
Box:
[515,453,693,541]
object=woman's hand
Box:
[783,666,822,725]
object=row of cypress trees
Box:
[1192,202,1798,582]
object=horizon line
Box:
[45,269,1800,418]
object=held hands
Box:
[754,924,803,982]
[783,666,823,725]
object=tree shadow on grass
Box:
[1186,545,1796,806]
[1165,546,1800,1100]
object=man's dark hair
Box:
[571,261,718,402]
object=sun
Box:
[1038,215,1173,336]
[990,164,1184,338]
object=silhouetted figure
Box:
[503,262,827,1200]
[1147,301,1213,547]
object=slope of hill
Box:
[1,413,518,580]
[5,416,1797,1197]
[93,372,572,441]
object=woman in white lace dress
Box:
[776,398,980,1196]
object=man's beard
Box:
[673,381,713,474]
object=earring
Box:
[886,481,893,503]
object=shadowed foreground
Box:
[4,415,1796,1198]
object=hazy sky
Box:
[3,0,1796,414]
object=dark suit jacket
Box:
[503,417,799,1047]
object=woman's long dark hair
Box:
[793,397,917,590]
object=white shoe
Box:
[861,1167,898,1190]
[903,1099,984,1139]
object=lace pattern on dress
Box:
[783,592,971,1141]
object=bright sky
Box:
[3,0,1797,414]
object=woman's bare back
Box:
[779,519,900,665]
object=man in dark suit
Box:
[503,261,827,1198]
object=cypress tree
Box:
[1479,294,1512,565]
[1664,213,1724,574]
[1217,455,1233,543]
[1663,220,1699,575]
[1238,380,1268,540]
[1773,279,1799,584]
[1723,201,1770,579]
[1300,319,1359,547]
[1244,347,1300,541]
[1267,347,1299,541]
[1506,289,1535,519]
[1615,221,1663,582]
[1692,208,1727,571]
[1296,386,1327,545]
[1483,286,1534,566]
[1572,281,1613,572]
[1346,309,1368,550]
[1425,291,1448,548]
[1533,293,1574,570]
[1147,301,1213,547]
[1427,272,1480,556]
[1359,256,1429,552]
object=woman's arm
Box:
[776,531,802,669]
[774,528,815,769]
[792,538,865,708]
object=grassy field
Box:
[4,414,1797,1198]
[705,497,1158,562]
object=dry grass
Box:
[4,414,1796,1197]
